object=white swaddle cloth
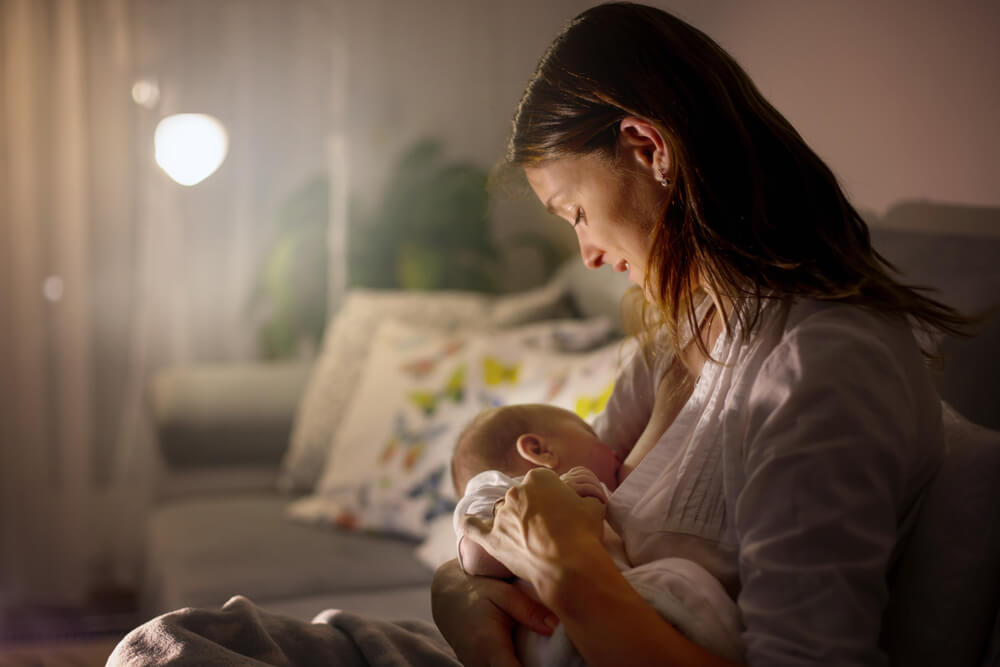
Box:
[455,471,745,665]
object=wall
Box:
[685,1,1000,217]
[333,0,1000,270]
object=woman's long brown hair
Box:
[507,2,968,360]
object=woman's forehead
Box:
[524,162,565,208]
[525,155,601,207]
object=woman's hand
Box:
[431,558,556,667]
[462,468,607,594]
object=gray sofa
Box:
[139,200,1000,663]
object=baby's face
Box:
[544,413,621,491]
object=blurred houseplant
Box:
[349,138,499,291]
[251,138,566,359]
[249,177,329,359]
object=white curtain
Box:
[0,0,334,605]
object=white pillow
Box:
[415,515,459,570]
[277,290,489,493]
[288,319,478,536]
[278,281,575,494]
[464,321,633,421]
[288,317,621,539]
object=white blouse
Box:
[594,297,944,666]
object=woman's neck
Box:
[616,293,732,485]
[680,292,732,378]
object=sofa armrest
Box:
[150,361,312,469]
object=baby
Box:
[451,403,744,667]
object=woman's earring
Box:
[659,169,670,187]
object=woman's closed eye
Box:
[573,208,585,227]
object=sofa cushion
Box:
[151,362,311,468]
[881,406,1000,666]
[869,223,1000,320]
[288,317,620,539]
[279,283,575,494]
[936,309,1000,430]
[141,493,433,616]
[280,291,490,494]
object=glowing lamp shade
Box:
[154,113,228,186]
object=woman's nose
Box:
[578,236,604,269]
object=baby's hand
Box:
[559,466,608,504]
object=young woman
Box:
[431,3,966,666]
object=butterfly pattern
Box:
[379,414,449,471]
[574,380,615,420]
[405,466,456,524]
[543,370,569,403]
[408,364,466,416]
[482,357,520,386]
[400,339,465,379]
[288,321,624,541]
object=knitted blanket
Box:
[106,595,460,667]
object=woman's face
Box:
[525,152,666,295]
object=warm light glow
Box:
[154,114,228,186]
[131,79,160,108]
[42,276,64,302]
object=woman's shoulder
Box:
[783,298,907,334]
[747,298,938,415]
[774,299,921,363]
[729,297,944,504]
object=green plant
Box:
[250,139,569,359]
[349,139,499,291]
[249,177,329,359]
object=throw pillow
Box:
[277,290,489,493]
[288,317,621,539]
[278,278,575,494]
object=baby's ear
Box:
[515,434,557,469]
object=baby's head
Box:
[451,403,620,496]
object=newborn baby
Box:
[451,403,744,666]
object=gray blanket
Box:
[106,595,460,667]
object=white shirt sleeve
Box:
[734,306,942,666]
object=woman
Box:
[432,3,966,666]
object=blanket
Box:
[106,595,460,667]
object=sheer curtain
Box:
[0,0,334,605]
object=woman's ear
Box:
[619,116,671,182]
[515,434,558,469]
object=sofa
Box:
[139,200,1000,664]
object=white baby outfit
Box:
[454,470,746,666]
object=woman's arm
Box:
[735,308,942,664]
[464,468,744,667]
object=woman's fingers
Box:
[432,559,552,667]
[477,572,558,636]
[465,469,606,573]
